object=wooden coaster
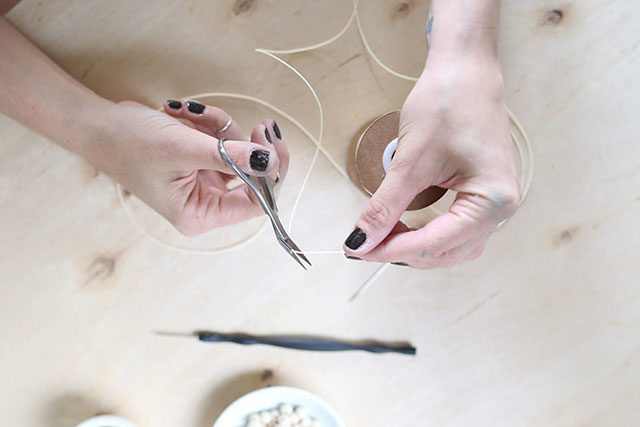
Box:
[351,111,447,211]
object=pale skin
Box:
[342,0,520,269]
[0,6,288,237]
[1,0,518,269]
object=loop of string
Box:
[118,0,533,260]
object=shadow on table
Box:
[43,393,103,427]
[196,368,291,427]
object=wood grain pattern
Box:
[1,1,639,426]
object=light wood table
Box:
[1,1,639,426]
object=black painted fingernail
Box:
[345,227,366,250]
[250,150,270,172]
[264,127,273,144]
[392,262,409,267]
[273,121,282,139]
[167,100,182,109]
[186,100,205,114]
[345,255,362,261]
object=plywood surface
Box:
[1,1,639,426]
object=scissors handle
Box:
[217,139,311,269]
[218,139,275,215]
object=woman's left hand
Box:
[343,55,520,269]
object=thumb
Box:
[179,127,279,176]
[343,165,417,255]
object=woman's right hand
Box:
[82,99,289,236]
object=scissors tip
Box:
[297,253,312,268]
[291,253,310,270]
[283,239,312,270]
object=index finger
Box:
[164,99,246,141]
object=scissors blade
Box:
[283,237,312,267]
[281,241,309,271]
[270,212,312,270]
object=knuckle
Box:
[207,106,224,117]
[208,107,229,125]
[378,243,394,263]
[468,241,486,260]
[419,248,432,258]
[242,187,267,218]
[438,251,456,268]
[387,153,415,178]
[491,184,520,217]
[468,246,484,261]
[175,224,199,237]
[248,203,264,219]
[362,196,393,229]
[172,216,201,237]
[415,260,437,270]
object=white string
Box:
[116,181,265,254]
[118,0,533,264]
[254,49,350,254]
[261,4,357,56]
[115,88,344,254]
[349,262,391,301]
[351,0,533,208]
[353,0,422,82]
[254,49,325,236]
[263,0,533,233]
[348,0,533,298]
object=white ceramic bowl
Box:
[213,386,344,427]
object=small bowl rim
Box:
[212,385,344,427]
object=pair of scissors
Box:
[218,138,312,270]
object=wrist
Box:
[427,0,501,64]
[421,54,505,100]
[71,93,116,161]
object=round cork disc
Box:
[352,111,447,211]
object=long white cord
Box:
[118,0,534,270]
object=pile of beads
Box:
[244,403,321,427]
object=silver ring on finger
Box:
[218,116,233,133]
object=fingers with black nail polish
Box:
[273,121,282,139]
[186,100,205,114]
[264,127,273,144]
[250,150,270,172]
[167,99,182,110]
[345,227,367,250]
[392,262,409,267]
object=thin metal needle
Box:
[153,331,194,338]
[348,262,390,302]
